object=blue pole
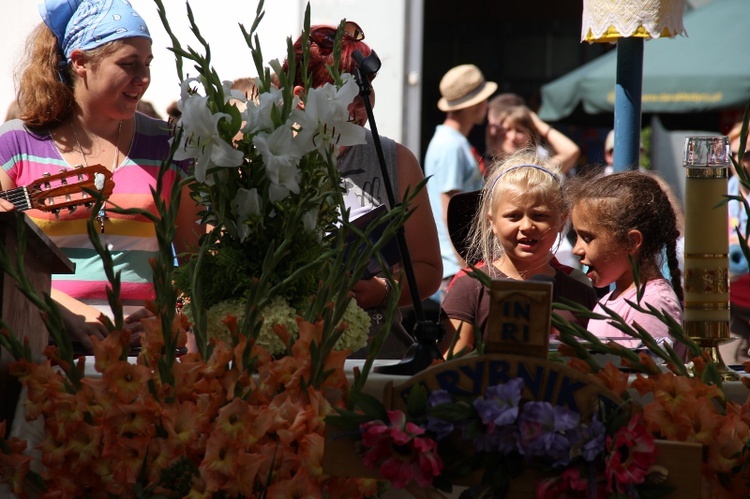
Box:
[613,37,644,172]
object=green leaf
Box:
[350,391,389,421]
[427,401,476,421]
[406,384,429,418]
[325,410,372,432]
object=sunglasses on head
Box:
[309,21,365,51]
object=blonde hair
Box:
[467,149,565,266]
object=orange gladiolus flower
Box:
[0,443,30,495]
[108,435,151,488]
[293,320,325,357]
[706,412,750,474]
[14,360,65,420]
[91,330,129,373]
[62,422,102,473]
[643,399,693,440]
[688,398,725,446]
[299,432,325,478]
[101,361,152,404]
[269,391,316,445]
[265,467,323,499]
[565,357,592,375]
[39,436,67,469]
[199,432,265,496]
[145,438,178,486]
[214,397,251,440]
[105,400,159,438]
[162,400,200,447]
[320,348,349,390]
[594,362,629,396]
[203,340,233,378]
[244,405,274,448]
[273,322,293,349]
[327,477,381,498]
[259,354,309,394]
[138,315,166,366]
[46,391,86,441]
[256,440,302,489]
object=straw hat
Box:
[437,64,498,112]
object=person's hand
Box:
[351,277,390,309]
[0,198,16,212]
[58,303,110,353]
[124,307,156,346]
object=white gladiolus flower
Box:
[241,85,290,135]
[172,79,245,183]
[292,74,365,155]
[232,188,261,242]
[253,125,303,202]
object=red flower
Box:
[360,410,443,488]
[605,414,657,493]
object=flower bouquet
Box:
[327,370,675,498]
[0,0,411,496]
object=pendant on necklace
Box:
[95,204,109,234]
[71,119,122,235]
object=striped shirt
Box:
[0,113,186,313]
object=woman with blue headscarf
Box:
[0,0,203,352]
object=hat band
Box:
[444,81,487,108]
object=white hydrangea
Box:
[204,296,370,355]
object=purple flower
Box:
[473,378,523,428]
[517,401,581,468]
[469,379,524,455]
[428,390,454,407]
[579,416,606,462]
[426,390,455,440]
[473,424,519,454]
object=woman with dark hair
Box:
[283,22,442,358]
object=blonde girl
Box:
[566,171,684,353]
[441,150,597,354]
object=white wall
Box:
[0,0,407,142]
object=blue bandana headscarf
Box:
[38,0,151,60]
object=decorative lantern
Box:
[582,0,687,43]
[682,136,738,380]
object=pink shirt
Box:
[589,279,683,353]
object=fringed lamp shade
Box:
[582,0,687,43]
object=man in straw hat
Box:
[424,64,497,304]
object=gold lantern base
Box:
[685,321,740,381]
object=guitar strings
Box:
[0,187,29,208]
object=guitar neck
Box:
[0,186,31,212]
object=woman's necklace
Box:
[495,256,553,280]
[71,120,122,233]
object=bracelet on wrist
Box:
[376,277,392,308]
